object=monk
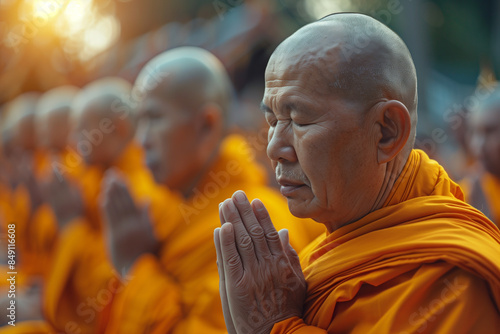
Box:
[28,85,82,272]
[99,46,324,333]
[41,77,174,334]
[0,93,50,330]
[461,87,500,224]
[0,92,44,279]
[215,13,500,334]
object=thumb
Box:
[278,229,302,272]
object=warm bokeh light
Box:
[18,0,120,62]
[31,0,63,20]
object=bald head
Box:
[2,92,40,153]
[71,77,136,167]
[134,47,233,124]
[133,47,234,194]
[269,13,418,146]
[73,77,133,121]
[36,85,79,152]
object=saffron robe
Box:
[272,149,500,333]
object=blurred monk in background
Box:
[215,13,500,333]
[461,86,500,225]
[0,92,49,330]
[27,85,82,273]
[100,46,324,333]
[40,77,174,334]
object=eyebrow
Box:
[260,101,309,118]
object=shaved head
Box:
[72,77,133,121]
[134,47,234,194]
[2,92,40,153]
[134,47,233,124]
[36,85,79,152]
[263,13,419,229]
[70,77,136,167]
[269,13,418,149]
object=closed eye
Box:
[265,113,278,127]
[293,121,309,127]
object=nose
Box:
[266,123,297,163]
[136,119,152,150]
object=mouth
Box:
[276,177,306,197]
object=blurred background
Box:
[0,0,499,179]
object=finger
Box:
[219,223,244,284]
[214,228,237,333]
[221,199,257,269]
[278,229,301,273]
[214,228,224,281]
[219,202,226,226]
[232,191,271,259]
[251,198,283,255]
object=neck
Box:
[181,141,222,199]
[370,149,412,212]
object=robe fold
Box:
[272,149,500,333]
[103,134,325,333]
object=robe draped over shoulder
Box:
[272,149,500,333]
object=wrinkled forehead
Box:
[265,24,353,99]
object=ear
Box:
[375,100,411,164]
[198,103,223,137]
[113,114,136,140]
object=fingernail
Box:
[253,199,265,211]
[234,191,246,203]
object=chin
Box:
[287,200,313,219]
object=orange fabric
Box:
[0,185,34,289]
[103,135,325,334]
[43,142,180,333]
[272,149,500,333]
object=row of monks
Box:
[0,47,325,333]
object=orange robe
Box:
[272,149,500,333]
[0,150,51,281]
[42,142,181,333]
[0,184,32,289]
[103,134,325,333]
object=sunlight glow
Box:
[21,0,120,62]
[32,0,63,20]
